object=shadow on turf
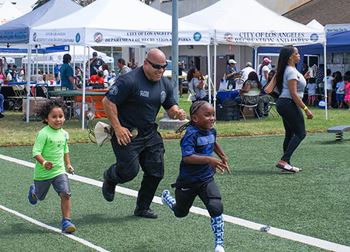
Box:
[233,169,284,176]
[0,223,49,236]
[316,139,350,145]
[47,213,140,227]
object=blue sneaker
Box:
[161,190,176,210]
[61,218,76,233]
[27,185,37,205]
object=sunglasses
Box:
[146,59,167,70]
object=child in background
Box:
[324,69,334,108]
[307,77,317,106]
[27,99,76,233]
[334,72,345,108]
[343,71,350,110]
[161,101,230,252]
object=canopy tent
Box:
[30,0,210,47]
[0,0,24,25]
[0,0,82,44]
[180,0,327,117]
[181,0,325,46]
[306,19,324,32]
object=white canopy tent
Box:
[306,19,324,32]
[181,0,325,46]
[30,0,210,47]
[30,0,211,128]
[181,0,327,117]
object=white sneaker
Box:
[214,245,225,252]
[276,161,301,173]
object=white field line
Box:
[1,154,350,252]
[0,204,109,252]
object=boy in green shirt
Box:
[28,99,76,233]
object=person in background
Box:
[87,52,105,77]
[116,58,131,76]
[306,77,317,106]
[301,62,309,76]
[161,101,230,252]
[54,64,60,82]
[333,71,344,108]
[323,69,333,108]
[27,99,76,233]
[225,59,238,89]
[240,62,255,81]
[274,46,313,173]
[258,57,271,87]
[0,92,4,118]
[17,66,25,82]
[101,63,110,83]
[101,48,186,219]
[343,71,350,110]
[89,70,105,87]
[59,54,75,90]
[240,71,274,117]
[74,66,82,86]
[178,61,185,97]
[315,64,324,94]
[187,68,208,102]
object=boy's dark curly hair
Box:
[37,99,67,124]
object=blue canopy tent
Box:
[0,0,82,122]
[0,0,81,44]
[0,45,69,54]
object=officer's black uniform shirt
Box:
[106,66,177,136]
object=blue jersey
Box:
[177,125,216,185]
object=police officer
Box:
[101,48,186,219]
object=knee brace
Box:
[207,199,223,217]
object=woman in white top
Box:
[274,46,313,173]
[187,68,208,102]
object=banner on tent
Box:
[31,30,85,45]
[217,31,325,45]
[30,29,209,46]
[325,24,350,33]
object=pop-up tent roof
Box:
[0,0,82,44]
[306,19,324,32]
[0,0,24,25]
[30,0,210,46]
[181,0,325,46]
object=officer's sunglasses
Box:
[146,59,167,70]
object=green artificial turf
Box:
[1,132,348,251]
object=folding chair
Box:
[7,85,26,111]
[240,95,260,120]
[267,101,279,117]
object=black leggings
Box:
[276,98,306,163]
[173,179,223,218]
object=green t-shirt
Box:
[32,125,69,180]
